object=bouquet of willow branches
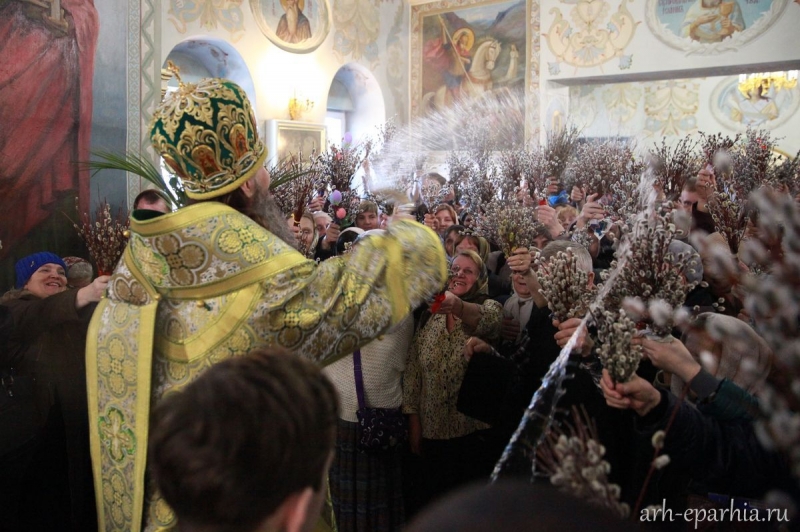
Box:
[271,153,321,221]
[767,146,800,194]
[445,150,472,207]
[592,307,643,383]
[733,188,800,486]
[458,124,498,210]
[598,213,696,337]
[740,188,800,366]
[419,181,452,211]
[543,125,581,181]
[71,198,129,276]
[608,167,650,224]
[536,407,629,518]
[649,136,700,200]
[698,131,740,169]
[477,201,544,257]
[317,142,365,225]
[361,120,399,195]
[564,140,642,199]
[728,128,780,197]
[522,147,550,201]
[535,249,596,322]
[707,189,748,254]
[495,148,538,203]
[591,211,696,374]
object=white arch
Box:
[163,36,258,115]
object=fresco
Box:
[644,79,701,136]
[250,0,331,53]
[332,0,381,66]
[544,0,639,73]
[602,83,643,125]
[411,0,527,118]
[0,0,99,287]
[168,0,246,41]
[645,0,789,54]
[710,75,800,130]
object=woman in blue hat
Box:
[1,252,109,532]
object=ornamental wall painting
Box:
[410,0,529,123]
[710,75,800,130]
[644,79,701,137]
[645,0,790,55]
[168,0,247,41]
[250,0,332,53]
[331,0,381,66]
[544,0,639,74]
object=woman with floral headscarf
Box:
[403,250,503,507]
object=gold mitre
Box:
[150,70,267,200]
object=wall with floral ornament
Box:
[566,74,800,154]
[538,0,800,149]
[539,0,800,81]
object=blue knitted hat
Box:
[15,252,68,289]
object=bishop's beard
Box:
[248,183,298,247]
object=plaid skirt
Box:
[328,419,405,532]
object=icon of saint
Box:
[276,0,312,44]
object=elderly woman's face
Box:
[449,255,479,297]
[24,263,67,299]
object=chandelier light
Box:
[738,70,798,98]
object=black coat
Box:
[634,389,796,506]
[1,289,97,531]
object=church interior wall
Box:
[538,0,800,154]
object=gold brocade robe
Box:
[85,202,447,532]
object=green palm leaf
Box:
[82,150,188,207]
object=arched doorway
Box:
[163,37,257,113]
[325,63,386,146]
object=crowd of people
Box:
[1,74,798,532]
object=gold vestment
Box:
[86,202,447,531]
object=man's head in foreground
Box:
[149,348,339,532]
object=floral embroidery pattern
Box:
[155,234,207,286]
[102,470,133,529]
[217,215,269,264]
[97,336,137,397]
[99,407,136,463]
[112,277,150,306]
[168,0,246,42]
[131,235,170,285]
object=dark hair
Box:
[133,189,171,210]
[407,481,639,532]
[683,176,698,193]
[148,348,339,532]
